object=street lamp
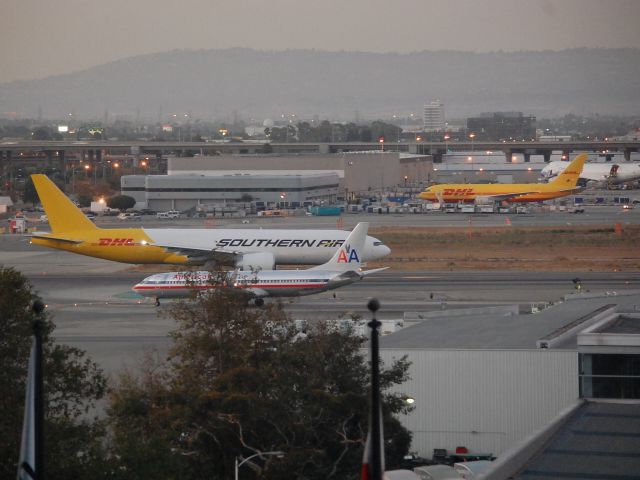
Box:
[235,451,284,480]
[443,134,450,153]
[378,136,385,152]
[469,132,476,152]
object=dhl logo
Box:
[337,245,360,263]
[97,238,136,246]
[443,188,475,196]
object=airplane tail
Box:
[31,174,99,233]
[549,153,588,188]
[311,222,368,272]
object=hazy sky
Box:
[2,0,639,83]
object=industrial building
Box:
[378,291,640,469]
[121,151,432,211]
[466,112,536,141]
[121,172,340,211]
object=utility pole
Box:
[367,298,383,480]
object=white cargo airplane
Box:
[132,222,386,306]
[540,161,640,186]
[30,174,390,270]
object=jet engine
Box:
[235,252,276,271]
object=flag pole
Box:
[367,298,383,480]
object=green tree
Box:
[107,195,136,211]
[108,289,413,479]
[22,177,38,204]
[0,266,109,479]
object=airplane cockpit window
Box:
[373,241,385,247]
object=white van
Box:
[157,210,180,219]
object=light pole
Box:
[365,298,383,480]
[469,132,476,152]
[443,134,450,153]
[235,451,284,480]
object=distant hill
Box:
[1,48,638,120]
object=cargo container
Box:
[309,206,341,216]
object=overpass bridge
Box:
[1,139,639,168]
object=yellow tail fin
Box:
[549,153,588,187]
[31,174,98,233]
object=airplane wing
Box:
[151,243,240,265]
[475,192,542,202]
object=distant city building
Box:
[467,112,536,141]
[423,100,445,131]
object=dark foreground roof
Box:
[514,401,640,480]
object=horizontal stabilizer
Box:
[30,233,83,244]
[335,267,388,281]
[359,267,389,276]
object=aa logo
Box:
[337,245,360,263]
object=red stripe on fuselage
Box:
[133,283,327,291]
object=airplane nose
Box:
[379,245,391,259]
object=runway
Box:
[0,208,639,380]
[16,268,639,380]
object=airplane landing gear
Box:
[254,298,264,307]
[155,297,160,307]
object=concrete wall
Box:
[379,349,578,459]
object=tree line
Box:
[1,267,413,479]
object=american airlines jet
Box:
[132,222,386,306]
[30,175,390,270]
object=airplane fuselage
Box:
[31,227,389,265]
[419,184,579,203]
[133,269,357,300]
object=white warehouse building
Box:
[377,293,640,461]
[121,172,340,211]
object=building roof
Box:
[380,294,640,350]
[512,401,640,479]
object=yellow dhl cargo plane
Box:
[29,174,390,269]
[419,153,587,204]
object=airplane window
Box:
[373,241,384,246]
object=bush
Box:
[107,195,136,211]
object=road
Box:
[88,205,639,230]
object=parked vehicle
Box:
[459,204,475,213]
[117,212,142,220]
[444,203,457,213]
[156,210,180,219]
